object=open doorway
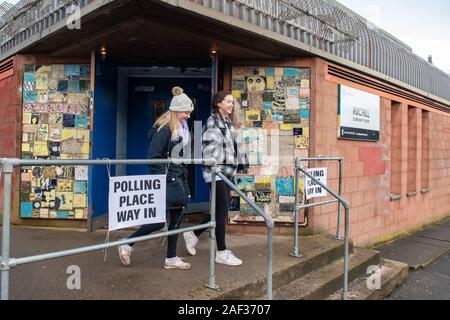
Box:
[89,61,212,230]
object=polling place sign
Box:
[338,85,380,141]
[305,168,328,200]
[108,175,166,231]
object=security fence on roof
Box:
[229,0,450,102]
[0,0,78,46]
[0,0,449,102]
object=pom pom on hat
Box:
[169,86,194,112]
[172,86,184,96]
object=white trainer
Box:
[183,231,198,256]
[215,250,243,266]
[118,244,133,266]
[164,257,191,270]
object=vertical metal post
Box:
[342,206,350,300]
[337,160,343,240]
[267,228,273,300]
[291,160,301,257]
[210,52,218,98]
[1,162,13,301]
[206,169,219,290]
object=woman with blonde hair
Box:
[118,86,193,270]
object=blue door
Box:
[88,54,118,230]
[126,76,211,210]
[88,62,212,231]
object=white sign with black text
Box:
[108,175,166,231]
[338,85,380,141]
[305,168,328,200]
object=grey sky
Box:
[337,0,450,74]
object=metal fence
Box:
[0,157,273,301]
[1,156,350,300]
[294,156,350,300]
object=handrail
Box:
[0,158,217,166]
[0,158,217,301]
[296,156,344,241]
[216,172,274,300]
[296,162,350,301]
[8,223,215,268]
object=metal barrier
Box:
[0,157,275,300]
[0,158,221,301]
[216,172,274,300]
[292,157,344,258]
[294,157,350,300]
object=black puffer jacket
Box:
[147,125,190,209]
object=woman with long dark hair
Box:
[183,90,248,266]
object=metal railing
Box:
[294,157,350,300]
[216,172,274,300]
[0,157,275,300]
[0,157,223,301]
[292,156,344,258]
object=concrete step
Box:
[191,235,352,300]
[327,259,409,300]
[266,247,380,300]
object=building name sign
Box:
[338,85,380,142]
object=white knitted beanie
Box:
[169,87,194,112]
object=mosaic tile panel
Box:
[229,66,310,224]
[20,64,91,220]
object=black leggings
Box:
[194,181,230,251]
[128,208,183,259]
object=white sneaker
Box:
[215,250,243,266]
[118,244,133,266]
[164,257,191,270]
[183,231,198,256]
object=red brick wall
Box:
[0,56,21,222]
[311,59,450,247]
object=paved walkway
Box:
[1,225,329,300]
[375,217,450,269]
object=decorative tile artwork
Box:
[229,66,310,224]
[20,64,91,220]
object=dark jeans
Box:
[194,180,230,251]
[128,208,183,259]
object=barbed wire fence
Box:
[0,0,77,45]
[235,0,368,54]
[1,0,371,53]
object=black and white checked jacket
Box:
[202,112,248,183]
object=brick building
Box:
[0,0,449,247]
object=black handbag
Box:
[166,175,191,209]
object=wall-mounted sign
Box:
[338,85,380,141]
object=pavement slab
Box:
[376,220,450,269]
